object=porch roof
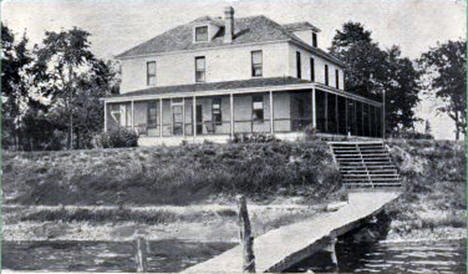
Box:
[109,77,310,98]
[104,77,382,106]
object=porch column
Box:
[361,102,365,136]
[182,97,185,137]
[312,88,316,129]
[159,98,163,137]
[324,92,328,133]
[382,90,386,139]
[269,91,274,135]
[193,96,197,137]
[368,104,372,137]
[335,95,339,134]
[230,93,234,138]
[131,100,135,130]
[104,101,107,132]
[345,98,348,135]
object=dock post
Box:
[135,235,148,272]
[324,237,338,268]
[237,195,256,273]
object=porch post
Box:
[193,96,197,137]
[182,97,186,137]
[159,98,163,137]
[131,100,135,130]
[230,93,234,138]
[368,104,372,137]
[324,92,328,133]
[269,91,274,135]
[335,95,339,134]
[345,98,348,135]
[312,88,316,129]
[382,90,386,139]
[104,101,107,132]
[361,102,365,136]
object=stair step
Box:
[343,174,400,178]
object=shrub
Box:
[230,133,279,143]
[95,128,139,148]
[304,125,319,141]
[390,130,434,140]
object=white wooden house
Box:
[103,7,383,145]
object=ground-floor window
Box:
[212,97,222,125]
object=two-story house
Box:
[103,7,383,145]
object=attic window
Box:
[195,26,208,42]
[312,32,318,48]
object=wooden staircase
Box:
[328,141,401,188]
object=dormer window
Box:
[195,26,208,42]
[312,32,318,47]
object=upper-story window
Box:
[195,56,206,82]
[310,58,315,82]
[195,26,208,42]
[251,50,263,77]
[296,51,301,79]
[324,64,329,86]
[146,61,156,86]
[252,95,264,122]
[312,33,318,48]
[212,97,222,125]
[335,69,339,89]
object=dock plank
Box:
[182,192,400,273]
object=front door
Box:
[196,105,203,135]
[172,105,183,136]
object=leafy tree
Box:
[330,22,420,135]
[418,40,466,140]
[33,27,96,149]
[1,25,33,149]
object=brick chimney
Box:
[224,6,234,43]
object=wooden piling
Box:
[237,195,255,273]
[135,236,147,272]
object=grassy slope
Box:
[386,140,465,239]
[3,141,342,206]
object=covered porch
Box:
[103,78,383,146]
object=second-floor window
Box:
[296,51,301,79]
[310,58,315,82]
[324,64,329,86]
[195,56,205,82]
[251,50,263,77]
[147,61,156,86]
[335,69,339,89]
[195,26,208,42]
[212,97,222,125]
[252,95,264,122]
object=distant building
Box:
[103,7,382,145]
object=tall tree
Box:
[33,27,96,149]
[330,22,420,134]
[418,40,466,140]
[1,25,33,149]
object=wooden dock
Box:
[182,191,400,273]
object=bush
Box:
[390,130,434,140]
[95,128,139,148]
[230,133,279,143]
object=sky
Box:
[1,0,466,139]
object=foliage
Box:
[95,127,139,148]
[389,130,433,140]
[2,24,120,151]
[418,40,466,140]
[230,133,279,143]
[330,22,421,135]
[1,25,33,149]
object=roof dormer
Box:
[192,16,223,43]
[283,22,321,48]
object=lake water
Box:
[288,238,466,273]
[3,239,465,273]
